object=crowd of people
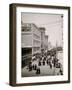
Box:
[26,49,63,75]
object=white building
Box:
[21,23,41,56]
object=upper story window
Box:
[22,24,31,32]
[22,27,31,32]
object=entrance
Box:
[21,48,32,68]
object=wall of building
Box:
[21,23,41,55]
[21,33,32,48]
[45,35,48,50]
[32,24,41,54]
[39,27,46,50]
[21,23,32,48]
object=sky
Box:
[21,12,63,47]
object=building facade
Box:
[39,27,46,51]
[21,23,41,56]
[45,35,48,50]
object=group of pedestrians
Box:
[28,61,41,74]
[27,50,63,75]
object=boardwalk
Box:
[22,51,63,77]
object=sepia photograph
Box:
[21,13,63,77]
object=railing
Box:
[22,54,32,61]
